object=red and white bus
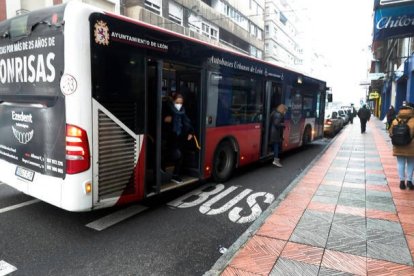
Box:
[0,2,326,211]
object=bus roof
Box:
[103,10,325,86]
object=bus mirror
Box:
[327,94,333,102]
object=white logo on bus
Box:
[11,111,34,144]
[60,73,77,95]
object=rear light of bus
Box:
[66,124,90,174]
[325,119,332,125]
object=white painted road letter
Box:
[229,192,274,223]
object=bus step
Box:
[160,177,198,193]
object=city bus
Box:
[0,2,326,211]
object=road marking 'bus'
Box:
[167,184,274,224]
[0,260,17,276]
[86,205,148,231]
[0,199,40,214]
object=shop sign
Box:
[374,3,414,40]
[369,91,380,99]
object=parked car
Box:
[337,109,349,124]
[324,110,343,137]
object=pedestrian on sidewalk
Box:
[349,103,357,124]
[386,105,396,130]
[357,104,371,133]
[389,104,414,190]
[269,104,287,167]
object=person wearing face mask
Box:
[162,93,194,184]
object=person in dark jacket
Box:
[357,104,371,133]
[162,94,194,183]
[386,105,396,130]
[269,104,287,167]
[349,104,357,124]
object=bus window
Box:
[303,96,314,118]
[91,43,145,134]
[208,73,263,126]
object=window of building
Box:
[218,0,248,30]
[249,23,262,40]
[200,21,218,40]
[201,0,212,6]
[168,2,183,25]
[188,13,201,33]
[250,45,257,57]
[265,24,269,35]
[273,44,278,56]
[210,26,219,40]
[202,22,210,36]
[257,49,263,59]
[250,24,256,36]
[144,0,162,15]
[280,12,287,25]
[249,0,264,16]
[249,45,262,59]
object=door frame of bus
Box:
[146,59,163,195]
[261,80,283,158]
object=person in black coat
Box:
[386,105,396,130]
[349,104,357,124]
[357,104,371,133]
[269,104,287,167]
[162,94,194,183]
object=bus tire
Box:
[212,141,235,183]
[302,126,311,146]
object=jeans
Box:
[272,143,280,159]
[397,156,414,181]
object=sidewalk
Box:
[213,118,414,276]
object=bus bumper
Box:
[0,159,93,212]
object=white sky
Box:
[296,0,374,106]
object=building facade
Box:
[0,0,266,59]
[124,0,265,58]
[371,0,414,118]
[263,0,303,70]
[0,0,328,77]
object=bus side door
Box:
[261,81,283,157]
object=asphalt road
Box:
[0,138,330,276]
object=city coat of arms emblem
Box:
[94,20,110,45]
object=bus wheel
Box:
[212,141,235,183]
[302,126,311,146]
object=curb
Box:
[204,128,344,276]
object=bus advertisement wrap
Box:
[0,21,66,179]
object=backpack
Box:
[391,118,412,146]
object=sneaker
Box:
[407,181,414,190]
[272,159,283,168]
[400,180,406,190]
[171,175,183,184]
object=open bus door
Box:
[261,81,283,158]
[146,60,201,195]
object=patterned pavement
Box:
[218,118,414,276]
